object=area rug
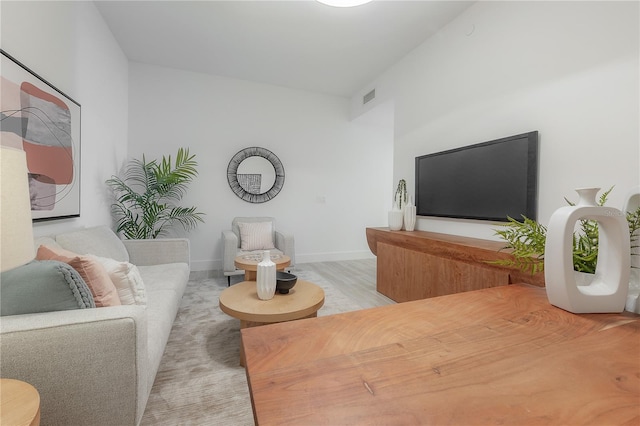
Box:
[140,269,366,425]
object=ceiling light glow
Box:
[317,0,373,7]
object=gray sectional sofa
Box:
[0,226,190,425]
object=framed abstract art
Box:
[1,49,81,221]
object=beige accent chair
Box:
[222,217,295,285]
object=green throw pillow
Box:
[1,260,95,316]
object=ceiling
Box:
[95,0,474,98]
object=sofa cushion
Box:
[238,221,275,251]
[137,263,190,292]
[145,288,182,386]
[135,262,190,389]
[56,226,130,262]
[1,260,95,316]
[91,255,147,305]
[36,245,122,307]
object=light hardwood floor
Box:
[224,258,395,309]
[295,258,395,309]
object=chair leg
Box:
[227,275,231,286]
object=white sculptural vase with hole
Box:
[545,188,630,313]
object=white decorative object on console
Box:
[388,206,403,231]
[256,250,276,300]
[404,196,416,231]
[545,188,630,313]
[623,186,640,268]
[623,186,640,313]
[389,179,407,231]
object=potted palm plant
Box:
[106,147,205,239]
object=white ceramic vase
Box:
[626,269,640,313]
[623,186,640,269]
[388,209,403,231]
[403,197,416,231]
[623,186,640,313]
[256,250,276,300]
[544,188,630,313]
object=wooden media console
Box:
[366,227,545,302]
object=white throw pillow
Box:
[238,221,275,251]
[89,255,147,305]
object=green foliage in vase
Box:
[564,186,613,273]
[394,179,408,210]
[106,147,205,239]
[628,207,640,257]
[493,186,639,274]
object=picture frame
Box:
[1,49,81,221]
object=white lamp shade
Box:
[1,146,35,271]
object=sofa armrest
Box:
[123,238,190,267]
[275,231,295,266]
[222,230,239,273]
[0,306,148,426]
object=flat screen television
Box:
[415,131,539,222]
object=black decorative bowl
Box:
[276,272,297,294]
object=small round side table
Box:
[234,253,291,281]
[0,378,41,426]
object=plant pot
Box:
[388,210,403,231]
[625,268,640,313]
[623,186,640,269]
[404,205,416,231]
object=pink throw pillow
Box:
[36,245,121,307]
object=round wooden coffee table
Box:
[234,253,291,281]
[219,279,324,366]
[0,378,40,426]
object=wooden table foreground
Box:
[241,284,640,425]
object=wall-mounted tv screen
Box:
[415,131,539,222]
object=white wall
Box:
[128,63,393,271]
[1,1,129,237]
[352,1,640,240]
[8,1,630,270]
